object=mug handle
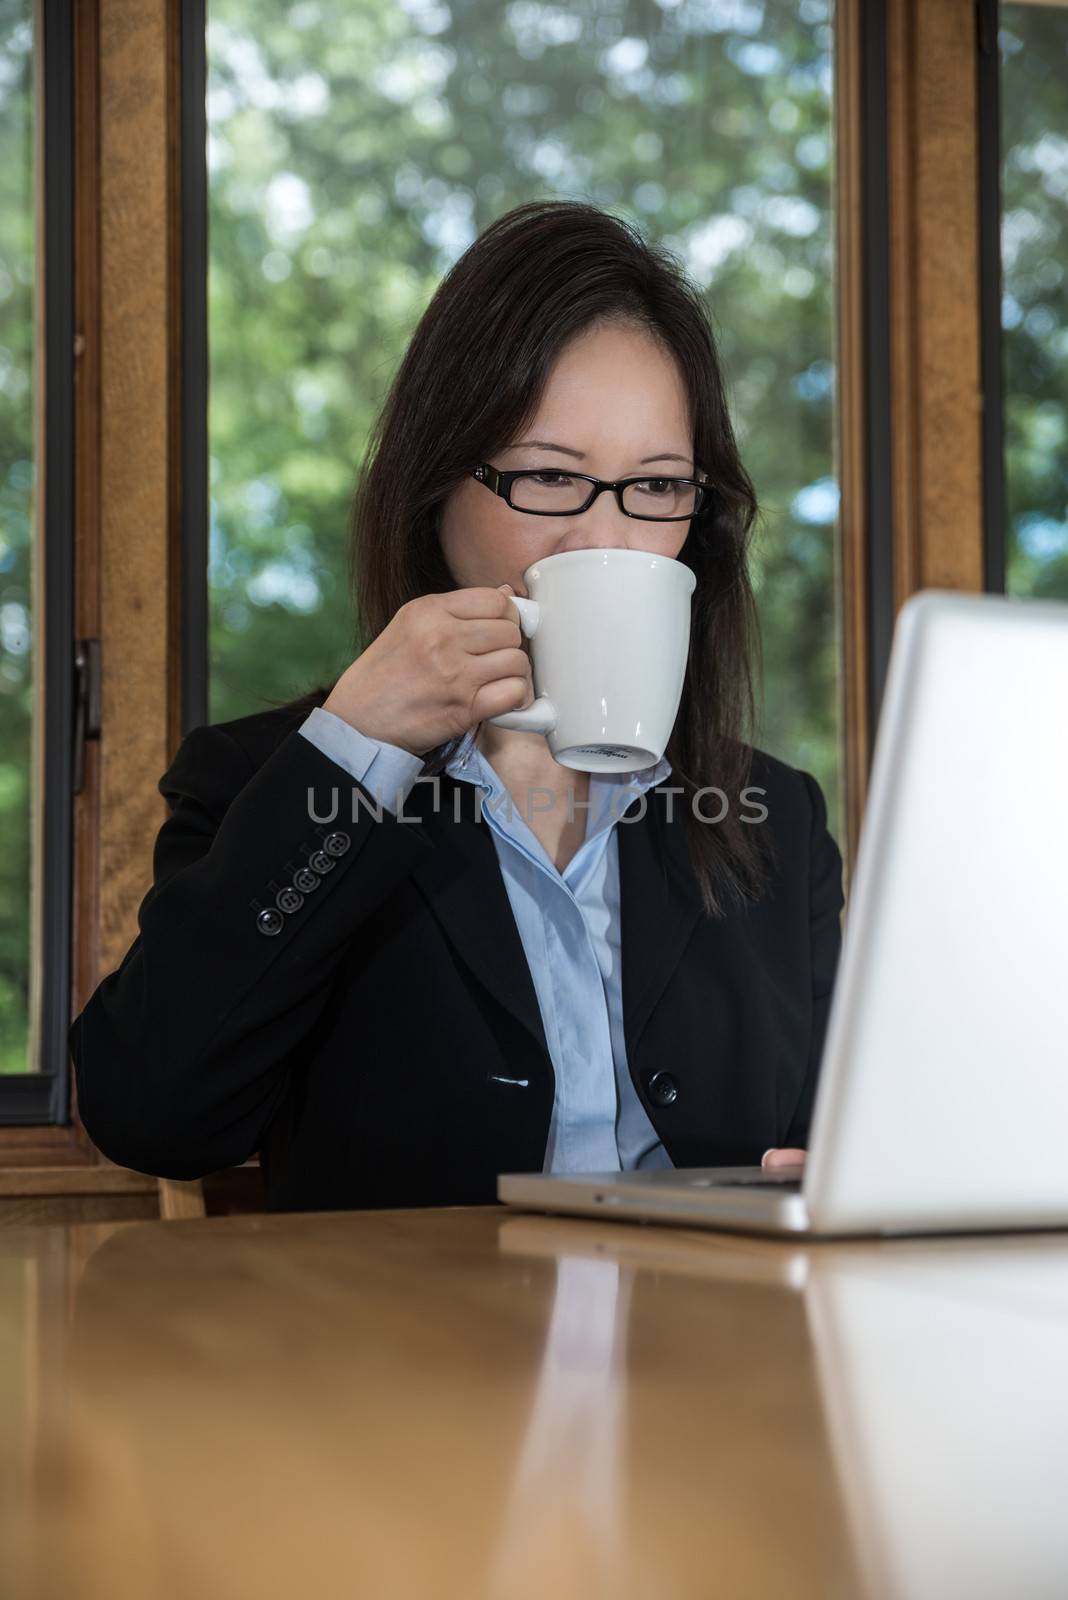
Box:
[486,596,557,734]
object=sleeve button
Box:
[256,908,284,937]
[276,886,304,914]
[323,830,351,857]
[293,866,320,893]
[309,850,335,874]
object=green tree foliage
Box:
[205,0,842,829]
[1000,6,1068,601]
[0,4,33,1073]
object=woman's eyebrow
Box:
[513,438,694,466]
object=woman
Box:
[69,199,845,1213]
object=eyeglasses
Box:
[471,463,713,522]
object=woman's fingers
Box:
[761,1147,808,1168]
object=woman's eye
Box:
[636,479,673,495]
[531,471,570,485]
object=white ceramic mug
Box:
[487,547,697,773]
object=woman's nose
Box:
[555,492,631,551]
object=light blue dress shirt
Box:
[298,704,675,1175]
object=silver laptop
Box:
[498,589,1068,1238]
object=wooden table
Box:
[2,1206,1067,1599]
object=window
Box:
[205,0,842,837]
[0,2,74,1122]
[0,8,35,1077]
[999,2,1068,601]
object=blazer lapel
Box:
[618,784,705,1063]
[405,774,704,1070]
[406,774,550,1056]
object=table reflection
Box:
[806,1241,1068,1600]
[494,1218,852,1598]
[485,1253,639,1597]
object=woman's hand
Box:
[762,1148,807,1169]
[322,583,533,757]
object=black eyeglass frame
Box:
[471,463,714,522]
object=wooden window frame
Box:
[0,0,193,1185]
[0,0,999,1193]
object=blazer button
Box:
[309,850,336,874]
[256,907,284,937]
[293,866,320,894]
[323,830,351,857]
[276,885,304,915]
[646,1071,679,1107]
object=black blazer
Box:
[69,704,846,1213]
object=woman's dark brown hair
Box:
[279,198,775,918]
